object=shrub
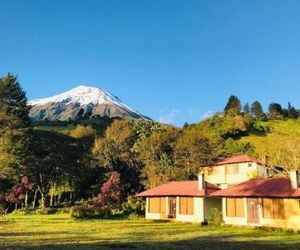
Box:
[36,207,57,215]
[128,212,144,220]
[122,196,145,215]
[207,208,223,226]
[0,204,6,216]
[56,207,72,214]
[11,208,33,216]
[70,203,95,218]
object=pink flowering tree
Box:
[94,171,122,210]
[2,176,32,211]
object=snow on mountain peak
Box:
[28,85,135,112]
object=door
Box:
[168,198,176,219]
[247,198,259,224]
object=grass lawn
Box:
[0,214,299,250]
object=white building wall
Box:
[145,196,205,223]
[207,162,267,188]
[145,197,168,220]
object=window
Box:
[262,198,285,219]
[226,164,239,174]
[211,167,220,175]
[148,197,166,214]
[248,163,252,167]
[179,197,194,215]
[226,198,244,217]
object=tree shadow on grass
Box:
[1,234,299,250]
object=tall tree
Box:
[174,128,214,178]
[268,103,283,119]
[287,102,298,119]
[0,74,30,129]
[242,103,250,114]
[92,120,141,194]
[135,126,180,188]
[24,130,82,207]
[0,74,31,182]
[224,95,241,116]
[251,101,264,119]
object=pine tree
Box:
[287,102,298,119]
[0,74,30,128]
[251,101,264,119]
[243,103,250,114]
[224,95,241,116]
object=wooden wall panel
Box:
[160,198,166,214]
[226,198,236,217]
[262,198,285,219]
[235,198,244,217]
[263,198,273,218]
[187,197,194,215]
[179,197,194,215]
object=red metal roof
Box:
[207,155,265,167]
[137,181,220,197]
[210,177,300,198]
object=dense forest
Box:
[0,74,299,217]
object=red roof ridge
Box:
[137,180,220,197]
[210,176,300,198]
[204,154,265,167]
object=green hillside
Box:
[238,119,300,168]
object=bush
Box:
[70,203,95,218]
[128,212,144,220]
[36,207,57,215]
[56,207,72,214]
[122,196,145,215]
[207,208,223,226]
[0,204,6,216]
[11,208,33,216]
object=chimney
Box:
[262,155,269,166]
[198,173,205,190]
[289,170,299,190]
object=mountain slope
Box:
[29,85,148,121]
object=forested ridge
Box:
[0,74,299,216]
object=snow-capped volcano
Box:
[29,85,147,121]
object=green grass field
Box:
[0,214,299,250]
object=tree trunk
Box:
[50,194,53,207]
[32,189,38,208]
[37,186,46,208]
[58,194,62,205]
[25,190,28,208]
[40,192,45,208]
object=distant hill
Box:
[29,85,149,121]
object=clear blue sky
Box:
[1,0,300,126]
